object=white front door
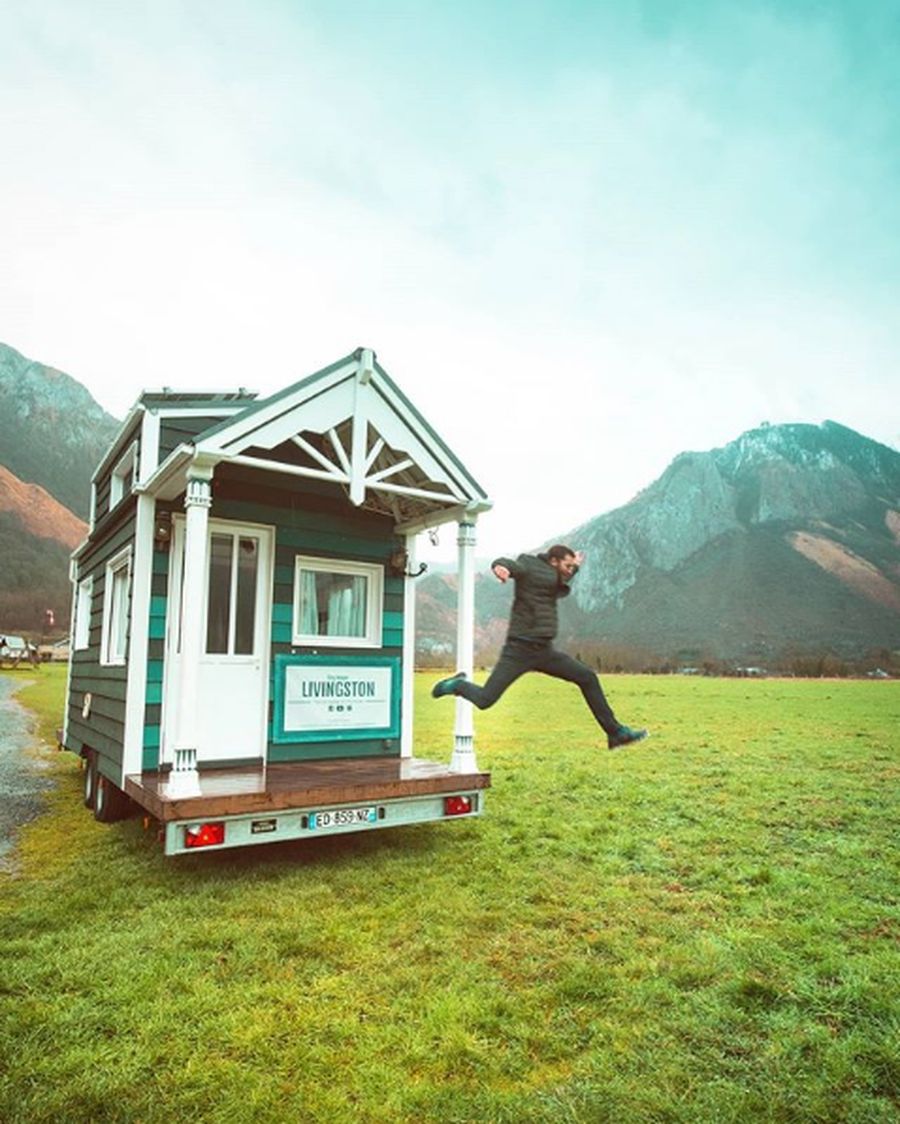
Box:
[163,518,273,765]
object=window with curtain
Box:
[292,556,383,648]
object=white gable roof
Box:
[147,348,490,530]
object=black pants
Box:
[455,638,620,735]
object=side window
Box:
[74,576,93,651]
[110,442,137,508]
[292,556,383,649]
[101,548,132,665]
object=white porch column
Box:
[349,348,374,506]
[400,532,417,759]
[450,517,478,772]
[169,468,213,795]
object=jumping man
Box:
[432,545,648,749]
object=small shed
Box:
[64,348,492,854]
[0,635,38,668]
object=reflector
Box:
[184,822,226,848]
[444,795,473,816]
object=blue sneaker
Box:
[431,672,468,699]
[607,725,649,750]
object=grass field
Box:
[1,665,898,1123]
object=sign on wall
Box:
[273,654,401,743]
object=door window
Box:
[206,533,260,655]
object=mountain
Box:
[417,422,900,667]
[2,343,897,665]
[416,571,509,665]
[0,342,119,519]
[0,465,88,550]
[0,342,118,630]
[0,463,88,628]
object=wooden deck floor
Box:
[125,756,491,822]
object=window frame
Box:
[74,575,93,651]
[292,555,384,649]
[101,547,132,666]
[110,441,138,509]
[203,530,263,658]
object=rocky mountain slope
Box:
[0,465,88,630]
[0,465,88,550]
[0,342,116,629]
[0,342,118,519]
[1,339,897,663]
[418,422,900,665]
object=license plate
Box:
[308,806,377,830]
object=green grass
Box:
[1,666,898,1123]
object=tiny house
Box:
[64,348,491,854]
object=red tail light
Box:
[444,795,473,817]
[184,822,225,848]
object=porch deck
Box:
[125,756,491,823]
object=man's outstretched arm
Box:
[491,556,520,583]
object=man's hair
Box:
[546,544,576,562]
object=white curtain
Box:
[327,576,366,636]
[298,570,319,635]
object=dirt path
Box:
[0,677,54,870]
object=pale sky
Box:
[3,0,899,562]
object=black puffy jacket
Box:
[492,552,578,641]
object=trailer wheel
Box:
[93,773,134,823]
[83,751,97,809]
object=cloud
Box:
[1,0,898,559]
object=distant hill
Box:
[0,465,87,550]
[2,342,897,665]
[417,422,900,667]
[0,342,117,630]
[0,463,87,629]
[0,342,119,519]
[0,508,77,632]
[416,570,509,663]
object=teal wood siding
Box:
[134,468,408,772]
[140,541,171,770]
[267,571,405,762]
[66,509,137,779]
[215,467,405,763]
